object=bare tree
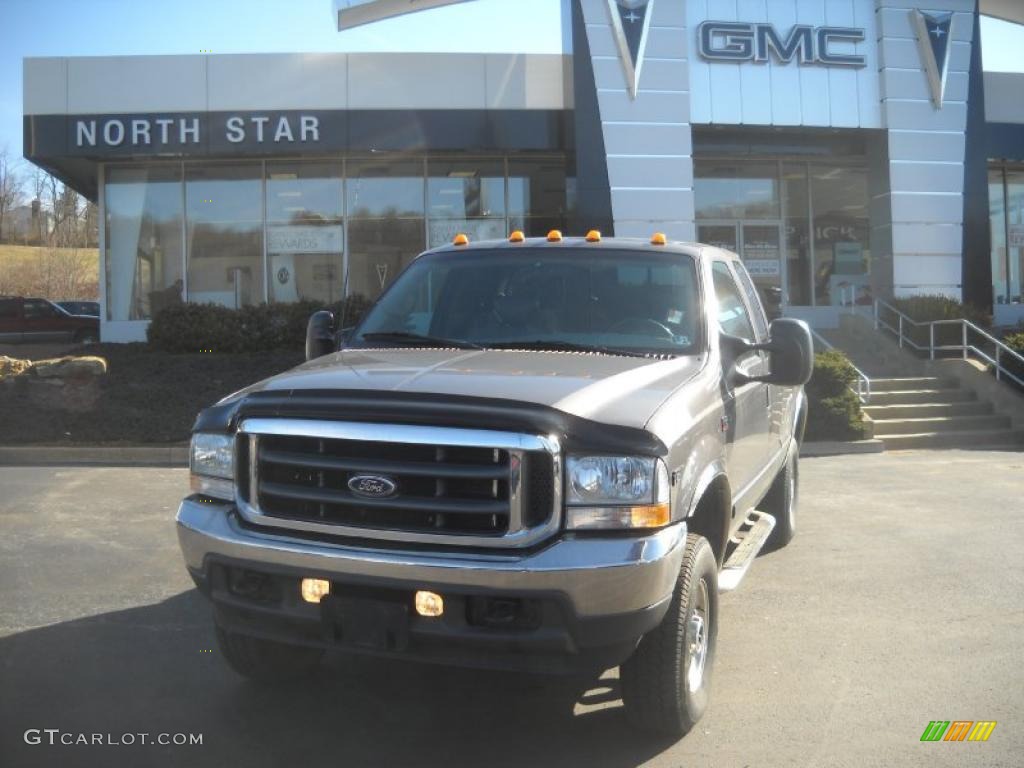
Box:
[0,146,25,244]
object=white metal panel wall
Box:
[876,0,975,300]
[687,0,882,128]
[580,0,696,241]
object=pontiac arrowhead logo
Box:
[607,0,655,99]
[911,9,953,108]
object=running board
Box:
[718,511,776,593]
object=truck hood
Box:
[240,348,705,430]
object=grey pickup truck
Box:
[177,231,812,738]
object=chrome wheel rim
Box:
[686,579,710,693]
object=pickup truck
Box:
[177,232,812,738]
[0,296,100,345]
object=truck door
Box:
[0,297,23,343]
[711,261,771,511]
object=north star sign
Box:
[698,21,867,68]
[74,114,322,148]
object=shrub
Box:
[1003,331,1024,385]
[888,294,991,349]
[805,350,868,442]
[146,295,373,354]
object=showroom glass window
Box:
[104,165,183,321]
[809,166,870,307]
[990,165,1024,307]
[346,159,425,300]
[508,156,570,237]
[266,161,344,304]
[185,163,264,308]
[427,158,506,248]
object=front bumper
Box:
[177,499,686,673]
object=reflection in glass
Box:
[1006,170,1024,305]
[266,161,344,304]
[694,161,780,220]
[185,164,264,308]
[104,165,183,321]
[810,166,869,306]
[346,161,426,299]
[427,158,507,249]
[783,163,811,306]
[990,168,1008,305]
[508,156,569,234]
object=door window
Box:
[23,300,60,320]
[0,299,19,319]
[711,261,755,340]
[732,262,769,340]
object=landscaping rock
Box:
[31,356,108,379]
[0,356,32,380]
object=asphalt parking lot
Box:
[1,450,1022,768]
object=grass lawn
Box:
[0,344,304,444]
[0,244,99,300]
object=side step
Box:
[718,511,776,593]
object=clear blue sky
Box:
[1,0,1022,168]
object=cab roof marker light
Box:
[651,232,667,246]
[547,230,563,242]
[585,230,602,243]
[508,230,525,243]
[453,233,469,246]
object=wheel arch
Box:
[684,463,732,568]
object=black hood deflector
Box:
[194,389,666,457]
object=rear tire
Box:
[214,625,324,683]
[620,534,718,739]
[763,441,798,549]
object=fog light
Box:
[415,590,444,617]
[301,578,331,604]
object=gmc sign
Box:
[697,21,867,68]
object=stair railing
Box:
[871,298,1024,390]
[809,328,872,404]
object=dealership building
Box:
[21,0,1024,341]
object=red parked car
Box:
[0,296,100,345]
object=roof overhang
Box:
[981,0,1024,25]
[334,0,476,31]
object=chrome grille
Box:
[236,419,561,548]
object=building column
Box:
[578,0,695,240]
[876,0,976,300]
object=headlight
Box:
[565,456,671,530]
[190,433,235,501]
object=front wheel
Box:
[620,533,719,739]
[215,625,324,683]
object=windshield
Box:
[351,248,702,356]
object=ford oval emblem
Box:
[347,474,398,499]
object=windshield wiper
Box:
[485,340,657,358]
[359,331,484,350]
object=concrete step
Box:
[881,429,1024,450]
[870,377,959,392]
[868,388,977,406]
[863,401,993,419]
[872,414,1010,436]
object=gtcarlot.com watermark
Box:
[24,729,203,747]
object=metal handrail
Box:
[810,328,872,404]
[872,298,1024,389]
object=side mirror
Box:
[305,310,337,361]
[721,318,814,387]
[761,318,814,386]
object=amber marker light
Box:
[508,230,525,243]
[585,230,602,242]
[651,232,667,246]
[301,578,331,604]
[629,503,671,529]
[414,590,444,617]
[452,233,469,246]
[547,229,563,242]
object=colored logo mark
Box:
[920,721,997,742]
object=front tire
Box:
[215,625,324,683]
[620,533,718,739]
[763,441,798,549]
